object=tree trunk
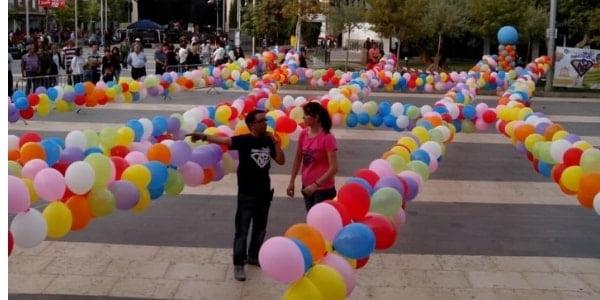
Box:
[532,40,540,60]
[396,38,401,69]
[431,33,442,71]
[295,17,301,51]
[483,37,490,55]
[345,27,350,72]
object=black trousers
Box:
[131,67,146,80]
[233,190,273,266]
[8,71,13,97]
[303,187,337,211]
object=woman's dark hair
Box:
[303,102,332,133]
[245,109,265,125]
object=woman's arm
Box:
[286,139,303,197]
[315,151,338,186]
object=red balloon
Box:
[497,120,508,136]
[111,156,129,180]
[27,94,40,106]
[61,187,76,202]
[531,157,539,172]
[563,148,583,167]
[356,256,369,269]
[324,200,352,225]
[275,116,297,134]
[19,132,42,148]
[229,106,239,121]
[441,113,453,123]
[201,118,216,128]
[551,163,567,183]
[110,145,130,158]
[53,160,70,175]
[9,231,14,256]
[354,169,379,187]
[74,95,86,105]
[20,107,34,119]
[360,213,397,250]
[121,83,129,92]
[483,110,497,123]
[337,183,370,221]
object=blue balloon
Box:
[383,115,396,128]
[84,147,103,156]
[346,113,358,128]
[291,239,313,272]
[74,83,85,95]
[47,88,58,101]
[415,119,433,130]
[106,81,116,88]
[346,177,373,195]
[195,122,207,133]
[207,106,216,120]
[40,139,61,166]
[149,185,165,200]
[145,161,169,189]
[357,112,370,125]
[433,105,448,114]
[452,119,462,132]
[266,116,275,128]
[333,223,375,259]
[152,116,168,136]
[462,105,476,119]
[370,114,383,127]
[410,149,431,165]
[47,136,66,149]
[498,26,518,44]
[14,97,29,110]
[538,161,553,178]
[126,119,144,142]
[378,101,391,116]
[132,92,141,102]
[12,90,26,99]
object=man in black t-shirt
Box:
[186,110,285,281]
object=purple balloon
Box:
[169,140,192,167]
[535,122,550,134]
[9,111,20,123]
[60,147,85,163]
[374,176,405,195]
[397,175,419,202]
[564,134,581,143]
[514,141,527,156]
[214,161,225,181]
[190,147,215,168]
[108,180,140,210]
[167,117,181,134]
[207,144,223,161]
[35,87,47,94]
[8,103,16,115]
[228,150,239,161]
[63,91,75,102]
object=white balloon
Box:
[8,135,19,150]
[283,95,295,108]
[10,208,47,248]
[390,102,404,117]
[65,161,95,195]
[181,117,198,133]
[594,193,600,216]
[396,115,409,129]
[550,140,572,164]
[351,101,364,114]
[138,118,154,141]
[160,140,174,147]
[420,141,442,159]
[65,130,87,150]
[420,105,433,115]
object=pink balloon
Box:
[475,118,488,131]
[124,151,148,165]
[428,158,438,173]
[21,159,49,180]
[33,168,65,202]
[369,159,395,178]
[180,162,204,187]
[398,170,423,188]
[8,176,30,214]
[306,203,343,242]
[321,253,356,296]
[393,208,407,233]
[259,237,305,284]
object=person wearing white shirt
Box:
[70,48,86,83]
[212,42,226,66]
[127,43,147,80]
[178,41,188,65]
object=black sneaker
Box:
[247,258,260,267]
[234,265,246,281]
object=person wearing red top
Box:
[287,102,339,211]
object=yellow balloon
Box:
[43,202,73,238]
[397,137,418,152]
[85,153,113,189]
[129,81,141,92]
[55,100,70,112]
[131,188,151,214]
[22,178,38,204]
[306,264,346,300]
[386,154,407,173]
[121,165,151,189]
[573,140,593,151]
[234,122,251,135]
[222,153,236,174]
[279,133,290,149]
[99,127,117,149]
[339,98,352,114]
[560,166,583,192]
[283,277,323,300]
[524,133,544,152]
[411,126,430,144]
[289,107,304,123]
[37,103,51,117]
[390,146,411,163]
[327,100,340,114]
[116,127,135,146]
[551,130,569,141]
[204,127,220,136]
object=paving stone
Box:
[174,280,242,300]
[380,254,441,270]
[164,262,228,281]
[492,256,554,273]
[104,259,171,279]
[368,286,457,300]
[152,246,214,264]
[523,272,592,292]
[8,273,56,294]
[468,271,531,289]
[358,266,410,288]
[109,277,181,299]
[576,274,600,293]
[9,255,55,275]
[42,256,112,276]
[547,258,600,274]
[240,280,286,299]
[453,288,500,300]
[42,241,106,258]
[43,275,118,296]
[493,288,561,300]
[439,256,498,272]
[558,291,600,300]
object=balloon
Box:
[108,180,140,210]
[259,237,305,284]
[369,159,395,178]
[360,213,397,249]
[336,183,370,221]
[147,143,171,165]
[65,130,87,150]
[21,159,48,180]
[88,188,116,217]
[180,162,204,186]
[285,223,327,262]
[145,161,169,189]
[320,253,356,296]
[164,168,184,195]
[291,239,313,272]
[283,277,322,300]
[116,127,135,146]
[19,142,46,164]
[306,203,344,242]
[560,166,583,192]
[10,208,47,248]
[354,169,379,187]
[65,161,96,195]
[33,168,66,202]
[85,153,114,189]
[8,176,30,214]
[43,201,73,238]
[121,164,151,189]
[169,140,192,167]
[333,223,375,259]
[305,264,346,300]
[66,195,93,230]
[131,188,151,214]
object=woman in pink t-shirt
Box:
[287,102,339,211]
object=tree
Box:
[328,1,366,70]
[241,0,290,46]
[366,0,428,60]
[590,8,600,46]
[521,4,547,60]
[466,0,528,55]
[282,0,327,51]
[423,0,467,71]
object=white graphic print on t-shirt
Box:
[250,147,271,168]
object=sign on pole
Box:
[553,47,600,89]
[39,0,66,9]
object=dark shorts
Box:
[302,187,337,211]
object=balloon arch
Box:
[8,27,600,299]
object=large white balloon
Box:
[65,161,96,195]
[10,208,47,248]
[8,135,19,151]
[65,130,87,150]
[138,118,154,141]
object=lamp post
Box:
[545,0,557,92]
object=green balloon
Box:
[428,128,444,143]
[408,160,430,181]
[406,106,420,120]
[84,129,100,148]
[538,142,555,164]
[99,127,117,150]
[386,154,407,173]
[8,161,22,177]
[165,169,184,196]
[89,188,116,218]
[461,120,475,133]
[370,187,403,219]
[581,148,600,173]
[85,153,112,189]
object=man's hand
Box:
[185,133,206,143]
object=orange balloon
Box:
[66,195,93,230]
[84,82,95,95]
[544,124,563,141]
[19,142,45,164]
[202,167,214,184]
[8,149,20,161]
[514,124,535,142]
[577,173,600,208]
[285,223,326,262]
[559,182,577,195]
[146,143,171,164]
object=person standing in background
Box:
[127,43,147,80]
